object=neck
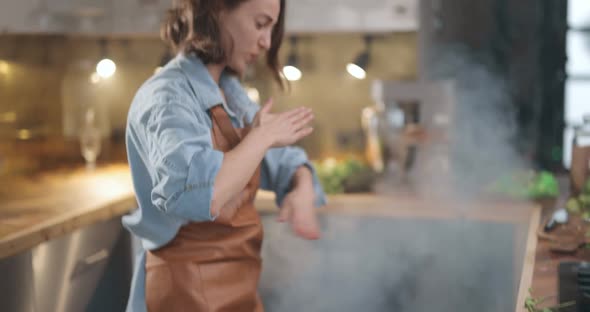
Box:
[206,63,225,84]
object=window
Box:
[563,0,590,168]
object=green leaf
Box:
[567,198,582,214]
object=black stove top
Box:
[559,261,590,312]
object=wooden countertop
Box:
[0,164,288,259]
[520,206,590,311]
[1,164,549,311]
[0,164,137,259]
[0,164,540,258]
[0,164,287,259]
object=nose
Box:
[259,29,272,51]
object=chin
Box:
[227,62,247,77]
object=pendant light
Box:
[282,36,302,81]
[347,35,373,80]
[96,38,116,79]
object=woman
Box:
[123,0,326,311]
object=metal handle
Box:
[69,249,109,281]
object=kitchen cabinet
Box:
[0,216,133,312]
[0,0,418,35]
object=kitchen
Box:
[1,0,589,312]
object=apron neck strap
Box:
[209,105,241,148]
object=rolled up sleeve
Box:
[143,96,223,222]
[261,146,327,208]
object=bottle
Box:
[79,107,102,171]
[361,106,384,173]
[570,115,590,196]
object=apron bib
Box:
[145,104,264,312]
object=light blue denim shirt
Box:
[123,53,326,311]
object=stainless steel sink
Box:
[258,213,521,312]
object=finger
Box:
[285,127,313,145]
[277,204,292,222]
[287,106,311,121]
[294,224,321,240]
[291,111,314,131]
[283,109,311,130]
[292,216,321,240]
[294,127,314,141]
[282,106,308,119]
[260,98,274,114]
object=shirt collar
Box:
[174,52,252,120]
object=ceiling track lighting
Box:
[347,35,373,80]
[96,38,116,79]
[282,36,302,81]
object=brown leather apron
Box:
[145,104,264,312]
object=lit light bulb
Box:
[282,65,302,81]
[346,63,366,80]
[96,58,116,78]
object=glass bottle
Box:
[79,107,102,171]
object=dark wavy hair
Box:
[161,0,286,88]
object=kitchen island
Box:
[0,165,550,311]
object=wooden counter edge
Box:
[514,204,542,312]
[0,196,137,259]
[0,191,540,263]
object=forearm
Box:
[211,129,271,216]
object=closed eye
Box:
[256,15,274,29]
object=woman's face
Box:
[219,0,280,75]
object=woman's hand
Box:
[278,187,321,240]
[251,98,314,148]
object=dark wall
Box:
[535,1,568,170]
[419,0,567,170]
